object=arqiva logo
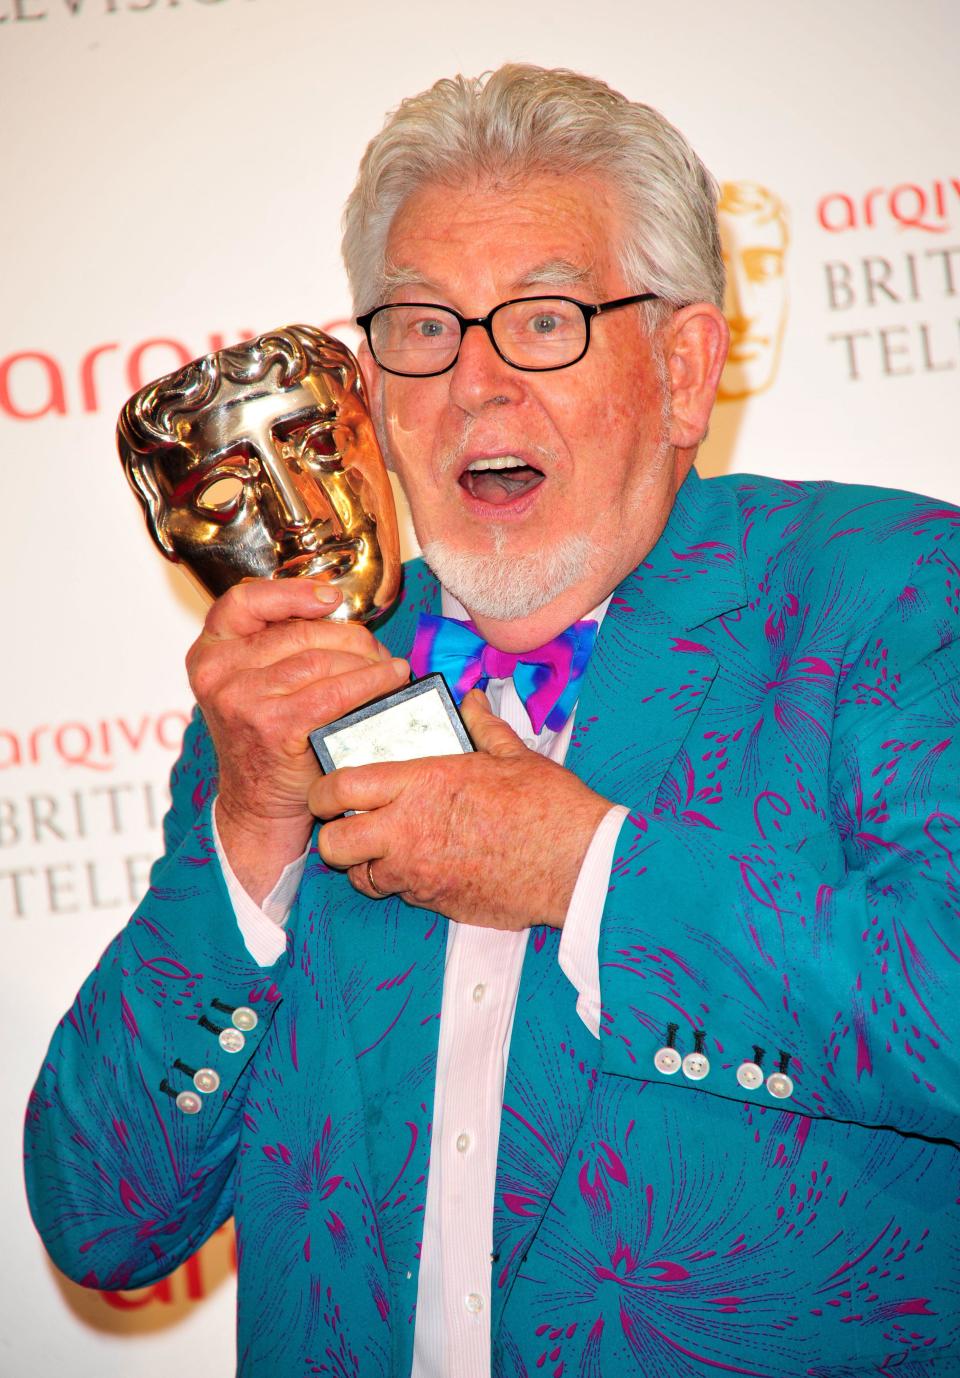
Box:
[817,178,960,234]
[0,331,253,421]
[0,710,191,771]
[0,319,359,421]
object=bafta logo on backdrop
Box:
[718,181,790,401]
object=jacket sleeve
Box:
[24,708,290,1289]
[597,536,960,1145]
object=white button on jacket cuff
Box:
[654,1021,682,1076]
[767,1071,794,1099]
[736,1061,764,1090]
[682,1051,710,1081]
[682,1029,711,1082]
[219,1028,246,1053]
[654,1046,682,1075]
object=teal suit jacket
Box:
[25,472,960,1375]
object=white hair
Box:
[342,64,725,324]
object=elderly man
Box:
[25,65,960,1378]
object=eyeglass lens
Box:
[369,298,588,375]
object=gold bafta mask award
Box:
[118,324,401,621]
[117,324,470,770]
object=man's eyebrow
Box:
[513,259,595,291]
[380,264,436,296]
[379,259,597,300]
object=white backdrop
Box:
[3,1,959,1373]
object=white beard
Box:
[420,529,597,622]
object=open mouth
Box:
[458,455,545,507]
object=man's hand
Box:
[186,579,409,902]
[309,689,611,929]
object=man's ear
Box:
[663,303,729,450]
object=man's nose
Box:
[447,322,525,414]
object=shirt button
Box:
[465,1293,483,1314]
[682,1051,710,1081]
[232,1006,258,1032]
[456,1133,471,1154]
[193,1067,220,1094]
[176,1090,202,1115]
[472,984,486,1003]
[736,1061,764,1091]
[219,1027,246,1054]
[654,1046,682,1075]
[767,1071,794,1099]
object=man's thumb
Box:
[460,688,527,757]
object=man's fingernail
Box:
[391,658,410,679]
[314,584,340,605]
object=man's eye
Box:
[415,318,448,339]
[196,475,244,513]
[530,314,560,334]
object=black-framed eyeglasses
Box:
[355,293,660,377]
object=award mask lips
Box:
[118,325,401,623]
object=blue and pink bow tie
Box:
[409,613,598,734]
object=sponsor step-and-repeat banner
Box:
[3,1,958,1373]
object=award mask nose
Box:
[269,474,312,531]
[259,448,330,535]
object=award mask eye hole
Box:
[274,408,340,462]
[197,474,245,514]
[302,426,339,458]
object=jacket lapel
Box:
[571,469,748,808]
[492,471,749,1332]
